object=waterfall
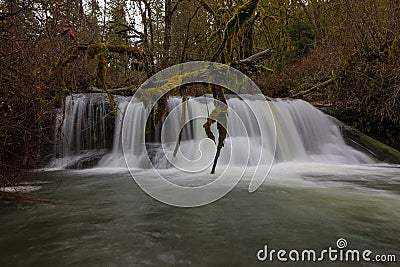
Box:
[51,94,111,169]
[50,94,374,169]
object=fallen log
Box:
[239,49,273,65]
[333,118,400,164]
[311,102,333,108]
[88,86,137,95]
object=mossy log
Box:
[334,118,400,164]
[232,49,274,75]
[88,86,137,95]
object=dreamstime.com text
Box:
[257,238,397,263]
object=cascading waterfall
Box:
[50,93,374,169]
[51,94,112,169]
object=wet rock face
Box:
[65,150,109,169]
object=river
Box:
[0,163,399,266]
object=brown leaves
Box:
[61,23,77,41]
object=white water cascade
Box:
[52,94,111,169]
[50,94,374,170]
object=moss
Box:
[212,0,260,61]
[107,44,145,60]
[94,52,107,88]
[153,96,168,126]
[237,0,259,26]
[107,94,116,115]
[341,123,400,164]
[359,133,400,163]
[87,43,105,59]
[84,43,145,64]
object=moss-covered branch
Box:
[291,74,335,98]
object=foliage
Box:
[287,14,314,61]
[333,37,400,149]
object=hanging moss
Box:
[96,52,107,88]
[211,0,260,61]
[237,0,259,26]
[87,43,104,59]
[153,96,169,127]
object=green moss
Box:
[237,0,259,26]
[356,130,400,164]
[153,96,168,126]
[212,0,260,61]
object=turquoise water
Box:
[0,163,399,266]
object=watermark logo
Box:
[122,61,277,207]
[257,238,397,263]
[336,238,347,249]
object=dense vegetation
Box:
[1,0,399,184]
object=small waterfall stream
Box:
[50,93,374,170]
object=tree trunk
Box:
[162,0,173,68]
